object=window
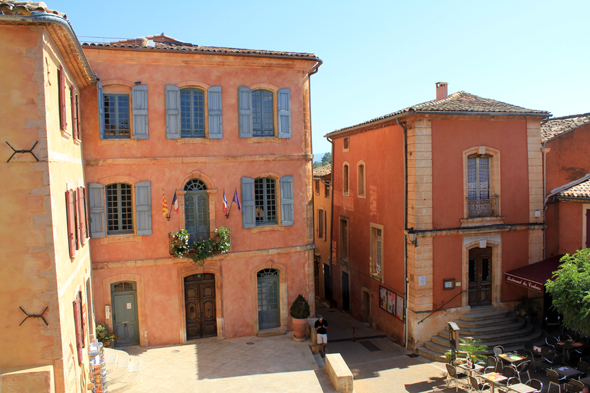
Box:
[357,163,366,197]
[315,180,320,195]
[104,94,130,138]
[325,181,330,198]
[253,90,274,137]
[317,209,327,241]
[180,88,205,138]
[65,187,89,260]
[339,217,349,261]
[343,163,349,195]
[238,87,291,139]
[343,137,349,151]
[241,176,294,228]
[71,86,80,141]
[370,224,383,279]
[467,155,496,217]
[88,181,152,238]
[58,65,67,132]
[106,183,134,234]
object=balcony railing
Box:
[467,196,499,218]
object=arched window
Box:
[106,183,133,234]
[343,164,349,194]
[180,88,205,138]
[357,163,365,197]
[252,90,274,137]
[184,179,209,243]
[184,179,208,191]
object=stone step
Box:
[417,345,447,362]
[459,309,508,321]
[435,321,534,344]
[440,319,526,337]
[456,314,517,328]
[108,367,141,393]
[104,348,141,393]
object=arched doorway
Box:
[184,273,217,340]
[257,269,280,330]
[184,179,209,244]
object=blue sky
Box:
[53,0,590,155]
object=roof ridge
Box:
[542,112,590,123]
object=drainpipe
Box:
[327,137,335,308]
[541,143,549,260]
[396,118,409,349]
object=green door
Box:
[185,193,209,244]
[257,269,280,330]
[111,282,139,347]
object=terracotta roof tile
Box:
[541,113,590,143]
[0,1,65,18]
[555,178,590,200]
[325,91,550,137]
[82,34,320,61]
[313,164,331,177]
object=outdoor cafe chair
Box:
[513,360,532,383]
[572,347,590,365]
[445,364,469,392]
[495,366,518,387]
[493,346,505,368]
[575,360,589,377]
[570,379,586,393]
[469,375,491,392]
[546,368,568,393]
[523,341,544,372]
[541,354,565,370]
[524,379,543,393]
[480,356,498,373]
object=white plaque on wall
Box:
[419,275,426,286]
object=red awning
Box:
[504,255,564,292]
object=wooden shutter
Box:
[238,87,253,138]
[88,183,106,238]
[135,181,152,236]
[241,177,255,228]
[208,86,223,139]
[73,189,80,250]
[66,190,76,258]
[59,66,67,131]
[165,84,181,139]
[280,176,294,226]
[278,88,291,139]
[97,81,105,140]
[323,210,327,241]
[73,298,83,365]
[70,86,78,140]
[132,84,149,140]
[82,187,89,241]
[77,186,87,245]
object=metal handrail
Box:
[418,291,466,325]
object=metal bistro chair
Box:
[469,375,491,392]
[480,356,498,373]
[524,379,543,393]
[493,346,505,369]
[445,363,469,392]
[546,368,568,393]
[576,360,590,377]
[570,379,586,393]
[495,366,518,387]
[524,341,544,372]
[513,360,532,383]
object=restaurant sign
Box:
[505,273,544,292]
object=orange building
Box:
[80,34,321,346]
[325,83,550,350]
[313,165,332,304]
[0,2,96,392]
[542,114,590,258]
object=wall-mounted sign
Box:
[379,285,403,321]
[419,275,426,286]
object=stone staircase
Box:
[417,307,544,362]
[104,348,141,392]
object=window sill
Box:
[99,139,137,146]
[61,129,71,140]
[176,138,213,145]
[250,225,285,233]
[371,273,383,282]
[357,194,366,199]
[100,234,143,244]
[248,137,282,144]
[73,138,81,146]
[460,216,505,228]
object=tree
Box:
[545,249,590,334]
[321,152,331,166]
[313,161,323,168]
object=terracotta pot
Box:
[292,317,308,341]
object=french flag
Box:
[223,190,228,214]
[172,191,179,214]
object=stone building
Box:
[313,164,332,304]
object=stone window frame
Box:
[461,146,503,227]
[339,215,350,263]
[461,236,502,307]
[357,160,366,198]
[369,222,384,281]
[176,171,217,238]
[343,161,350,196]
[101,81,135,140]
[343,137,350,152]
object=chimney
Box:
[436,82,448,101]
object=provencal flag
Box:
[172,191,179,214]
[162,190,169,217]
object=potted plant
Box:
[444,338,486,366]
[96,324,118,347]
[190,227,232,266]
[170,229,190,257]
[290,294,310,342]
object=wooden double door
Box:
[184,274,217,340]
[468,247,492,306]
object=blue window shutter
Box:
[132,84,149,140]
[135,181,152,236]
[280,175,294,226]
[278,88,291,139]
[208,86,223,139]
[165,84,180,139]
[238,87,253,138]
[88,183,106,238]
[241,177,255,228]
[97,82,105,140]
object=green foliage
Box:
[96,324,118,344]
[171,229,191,257]
[313,161,323,168]
[321,152,331,166]
[289,294,311,319]
[545,249,590,334]
[459,338,487,363]
[190,227,232,266]
[215,227,231,254]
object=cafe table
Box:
[552,365,583,379]
[555,340,585,361]
[505,383,537,393]
[497,353,528,365]
[457,362,485,376]
[480,372,508,393]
